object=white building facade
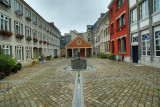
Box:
[94,12,110,55]
[129,0,160,67]
[0,0,61,66]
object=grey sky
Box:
[24,0,111,35]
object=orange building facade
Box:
[66,37,93,58]
[108,0,130,61]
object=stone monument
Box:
[71,49,87,69]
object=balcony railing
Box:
[15,10,23,16]
[115,25,126,32]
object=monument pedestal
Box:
[71,59,87,69]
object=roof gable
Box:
[66,37,92,48]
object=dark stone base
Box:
[71,59,87,69]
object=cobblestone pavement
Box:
[83,58,160,107]
[0,58,76,107]
[0,58,160,107]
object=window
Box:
[142,34,150,56]
[14,21,23,35]
[0,44,10,55]
[133,36,138,42]
[117,14,125,30]
[0,14,11,31]
[26,47,31,59]
[111,23,114,33]
[33,30,37,38]
[154,0,160,12]
[77,40,81,44]
[14,0,23,15]
[116,0,124,11]
[47,36,49,42]
[38,19,42,28]
[38,32,42,40]
[32,14,37,24]
[155,31,160,56]
[118,37,126,53]
[25,8,31,18]
[25,26,31,37]
[15,46,23,60]
[140,0,149,19]
[131,8,137,24]
[42,22,46,30]
[1,0,10,7]
[43,34,46,41]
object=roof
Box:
[66,37,92,48]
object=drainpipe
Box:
[127,0,131,62]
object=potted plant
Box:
[39,40,43,43]
[6,58,16,76]
[16,34,24,39]
[17,63,22,70]
[34,54,39,63]
[26,36,32,41]
[26,17,31,21]
[43,41,47,44]
[33,38,38,42]
[0,49,12,78]
[0,29,13,37]
[47,42,50,45]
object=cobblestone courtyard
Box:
[0,58,160,107]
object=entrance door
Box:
[133,46,138,63]
[68,49,72,57]
[80,49,85,57]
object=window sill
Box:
[130,22,138,27]
[152,10,160,17]
[139,16,149,23]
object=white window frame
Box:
[43,34,46,41]
[0,14,9,31]
[15,21,22,35]
[14,0,23,12]
[33,30,37,38]
[153,0,160,12]
[38,32,42,40]
[25,26,31,37]
[25,8,31,18]
[26,47,31,60]
[0,44,10,55]
[155,31,160,57]
[142,34,150,56]
[140,0,149,19]
[16,46,23,61]
[131,8,137,24]
[32,14,37,24]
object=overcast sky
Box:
[24,0,111,35]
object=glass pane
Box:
[156,51,160,56]
[143,47,146,50]
[142,42,146,46]
[156,40,160,45]
[147,51,150,55]
[143,51,146,55]
[156,46,160,50]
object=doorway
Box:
[80,49,85,57]
[132,46,138,63]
